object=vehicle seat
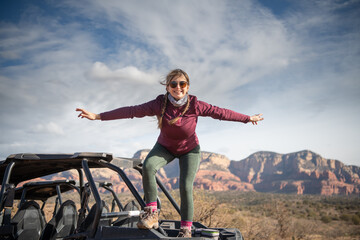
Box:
[112,200,140,228]
[11,200,46,240]
[98,202,111,227]
[40,199,78,240]
[78,201,110,233]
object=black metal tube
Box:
[71,184,82,204]
[76,169,84,206]
[98,160,168,238]
[82,159,103,238]
[0,161,15,211]
[19,188,27,207]
[56,185,63,205]
[40,200,46,211]
[77,169,84,188]
[102,185,124,211]
[98,160,146,208]
[53,199,59,218]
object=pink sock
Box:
[146,201,157,212]
[181,220,192,230]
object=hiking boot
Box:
[177,227,192,238]
[137,207,159,229]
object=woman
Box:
[76,69,263,237]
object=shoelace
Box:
[140,211,151,220]
[140,208,157,221]
[177,228,191,237]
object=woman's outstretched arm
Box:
[76,108,101,120]
[196,100,264,125]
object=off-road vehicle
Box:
[0,152,244,239]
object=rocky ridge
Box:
[133,149,254,192]
[42,149,360,195]
[133,149,360,195]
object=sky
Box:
[0,0,359,166]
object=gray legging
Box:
[142,143,201,221]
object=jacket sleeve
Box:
[196,100,250,123]
[100,97,162,121]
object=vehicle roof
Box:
[14,180,78,201]
[0,152,142,185]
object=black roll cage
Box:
[0,153,182,238]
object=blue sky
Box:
[1,0,359,166]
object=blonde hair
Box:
[157,69,191,129]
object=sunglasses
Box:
[169,81,188,88]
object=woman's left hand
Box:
[250,114,264,125]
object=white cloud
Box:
[33,122,65,135]
[59,0,298,101]
[87,62,159,85]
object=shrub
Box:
[340,214,351,221]
[352,215,360,225]
[306,209,317,218]
[320,215,332,223]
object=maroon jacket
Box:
[100,95,250,155]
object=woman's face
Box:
[166,74,189,100]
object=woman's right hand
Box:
[76,108,100,120]
[249,113,264,125]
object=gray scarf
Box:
[168,93,188,107]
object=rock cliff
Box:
[134,149,360,195]
[43,149,360,195]
[229,150,360,195]
[132,149,254,192]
